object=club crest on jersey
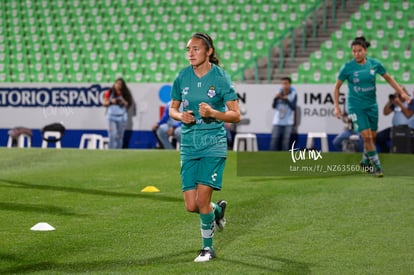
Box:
[182,87,189,95]
[207,86,216,98]
[370,68,375,75]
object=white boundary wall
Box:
[0,83,412,134]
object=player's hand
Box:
[152,124,158,131]
[334,106,342,119]
[181,111,195,124]
[199,102,216,118]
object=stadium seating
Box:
[2,0,411,84]
[294,0,413,84]
[1,0,320,83]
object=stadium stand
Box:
[0,0,411,84]
[293,1,414,84]
[1,0,322,84]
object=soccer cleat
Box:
[194,247,216,262]
[215,200,227,232]
[374,167,384,178]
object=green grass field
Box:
[0,148,413,274]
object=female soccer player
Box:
[169,33,240,262]
[333,36,410,176]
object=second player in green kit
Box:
[169,33,240,262]
[333,36,410,176]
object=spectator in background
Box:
[270,77,297,151]
[225,123,237,149]
[123,94,137,149]
[332,111,363,152]
[393,90,414,128]
[103,78,133,149]
[152,101,181,149]
[376,86,411,153]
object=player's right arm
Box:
[333,80,343,119]
[382,73,411,103]
[169,100,195,124]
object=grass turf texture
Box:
[0,149,413,274]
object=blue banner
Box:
[0,84,110,107]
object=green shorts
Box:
[348,106,378,132]
[181,157,226,192]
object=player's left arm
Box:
[333,79,344,119]
[199,100,241,123]
[382,73,411,103]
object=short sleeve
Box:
[103,90,111,99]
[222,76,238,102]
[171,77,181,101]
[376,60,386,76]
[337,64,347,81]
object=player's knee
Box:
[185,202,198,213]
[195,197,211,212]
[362,136,374,144]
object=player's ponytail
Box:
[351,36,371,49]
[192,32,220,66]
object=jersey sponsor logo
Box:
[207,85,216,98]
[191,134,224,149]
[353,86,375,93]
[360,86,375,92]
[195,117,218,124]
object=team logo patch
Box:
[182,87,189,95]
[370,68,375,75]
[207,85,216,98]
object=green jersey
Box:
[171,64,238,160]
[338,57,386,110]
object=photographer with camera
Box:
[270,77,297,151]
[152,101,182,149]
[376,86,411,153]
[103,78,133,149]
